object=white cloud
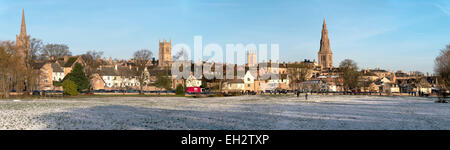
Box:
[435,1,450,16]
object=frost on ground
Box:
[0,95,448,130]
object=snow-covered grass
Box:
[0,95,448,130]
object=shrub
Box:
[62,79,79,96]
[53,81,62,87]
[63,63,90,92]
[176,84,185,96]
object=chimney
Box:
[109,57,112,64]
[64,56,69,63]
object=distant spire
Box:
[20,8,27,36]
[319,18,331,53]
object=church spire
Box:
[318,18,333,69]
[16,8,30,65]
[20,8,27,36]
[319,18,331,53]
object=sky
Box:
[0,0,449,73]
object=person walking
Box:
[296,91,300,98]
[305,92,308,100]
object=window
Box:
[248,84,251,87]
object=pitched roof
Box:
[363,71,377,76]
[32,62,47,69]
[63,57,79,67]
[226,79,244,83]
[51,63,64,72]
[98,66,135,77]
[149,68,172,76]
[98,67,117,76]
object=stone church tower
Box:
[16,9,30,65]
[247,50,257,67]
[158,40,172,67]
[318,18,333,69]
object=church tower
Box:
[16,9,30,65]
[158,40,172,67]
[318,18,333,69]
[247,50,257,67]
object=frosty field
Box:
[0,95,448,130]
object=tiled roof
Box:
[63,57,79,67]
[226,79,244,83]
[98,66,135,77]
[51,63,64,72]
[32,62,47,69]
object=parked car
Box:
[127,90,138,93]
[167,90,176,94]
[32,90,41,96]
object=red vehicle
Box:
[186,87,202,94]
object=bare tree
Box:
[435,44,450,102]
[412,71,424,77]
[24,42,40,95]
[41,44,72,60]
[0,41,16,54]
[339,59,361,94]
[0,45,18,98]
[81,51,103,77]
[81,50,104,92]
[173,48,189,61]
[133,49,153,95]
[30,38,43,60]
[288,63,313,90]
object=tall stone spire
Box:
[318,18,333,69]
[16,8,30,65]
[20,8,27,36]
[319,18,331,53]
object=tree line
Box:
[1,37,449,99]
[0,38,174,97]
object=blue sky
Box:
[0,0,449,73]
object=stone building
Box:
[186,74,202,88]
[223,79,245,93]
[158,40,172,68]
[247,51,257,67]
[56,56,86,75]
[318,18,333,69]
[34,62,53,91]
[244,71,256,92]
